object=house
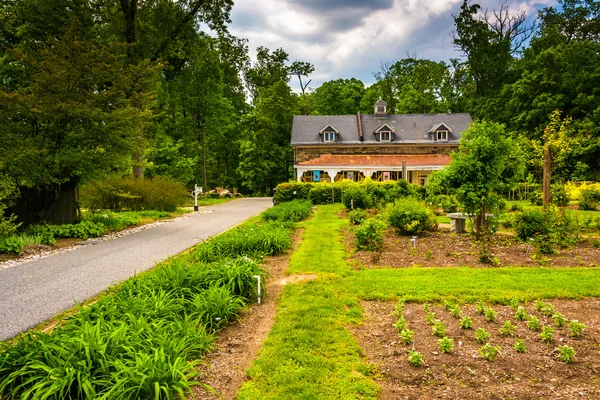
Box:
[291,100,472,185]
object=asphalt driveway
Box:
[0,198,272,340]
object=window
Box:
[380,131,391,141]
[437,130,448,141]
[376,106,385,113]
[323,131,335,142]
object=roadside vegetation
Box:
[0,201,310,399]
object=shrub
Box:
[579,187,600,211]
[262,200,312,222]
[460,316,473,329]
[551,185,570,207]
[399,329,414,345]
[476,301,485,315]
[435,195,460,214]
[552,312,566,327]
[80,177,188,211]
[484,307,497,322]
[273,182,312,203]
[432,320,446,337]
[475,327,490,344]
[0,236,24,254]
[0,174,19,237]
[348,209,368,225]
[385,179,415,202]
[438,337,454,354]
[408,350,424,367]
[515,306,528,321]
[569,320,587,338]
[342,186,370,210]
[191,222,293,263]
[556,345,576,363]
[515,210,547,241]
[354,218,387,252]
[387,198,437,235]
[515,208,579,254]
[540,325,554,343]
[528,316,541,331]
[27,221,106,240]
[514,339,527,353]
[308,185,341,205]
[499,321,516,337]
[478,343,501,361]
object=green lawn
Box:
[239,204,600,399]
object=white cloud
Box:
[228,0,558,91]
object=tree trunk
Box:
[201,124,207,190]
[543,146,551,208]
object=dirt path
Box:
[190,229,304,400]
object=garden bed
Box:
[353,300,600,399]
[346,227,600,268]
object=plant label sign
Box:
[312,171,320,182]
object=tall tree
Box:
[311,78,365,115]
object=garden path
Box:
[0,198,273,341]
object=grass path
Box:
[237,205,379,399]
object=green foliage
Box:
[262,200,312,223]
[579,187,600,211]
[432,320,446,337]
[484,307,497,322]
[353,218,387,252]
[80,177,189,212]
[190,222,293,263]
[0,236,24,254]
[273,182,313,203]
[437,121,524,238]
[460,316,473,329]
[394,317,408,332]
[569,320,587,338]
[528,316,541,331]
[386,197,437,235]
[398,329,414,345]
[438,337,454,354]
[342,187,370,210]
[475,327,490,344]
[435,195,460,214]
[499,321,516,337]
[556,345,576,363]
[408,350,424,367]
[515,306,528,321]
[0,174,19,237]
[27,221,106,241]
[514,339,527,353]
[552,312,566,328]
[540,325,555,343]
[551,185,570,207]
[348,209,368,225]
[451,307,461,319]
[476,301,485,315]
[515,207,580,254]
[308,185,339,205]
[478,344,501,361]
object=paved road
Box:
[0,198,272,340]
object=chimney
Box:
[357,112,364,141]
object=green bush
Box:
[348,209,368,225]
[551,185,570,207]
[0,174,19,237]
[27,220,106,240]
[80,177,188,211]
[435,195,460,214]
[515,208,579,254]
[308,185,341,205]
[343,187,370,210]
[387,198,437,235]
[0,236,24,254]
[262,200,312,222]
[190,222,293,263]
[353,218,387,252]
[273,182,312,203]
[579,187,600,211]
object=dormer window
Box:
[428,123,453,142]
[323,131,336,142]
[373,123,395,141]
[380,131,391,141]
[319,124,340,143]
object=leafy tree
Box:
[288,60,315,95]
[244,46,291,101]
[438,121,524,241]
[0,174,19,236]
[312,78,365,115]
[238,81,298,194]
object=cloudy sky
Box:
[227,0,556,91]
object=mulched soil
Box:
[190,228,305,400]
[353,299,600,399]
[345,226,600,268]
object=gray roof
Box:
[291,113,473,145]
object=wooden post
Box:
[543,146,551,208]
[402,160,407,181]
